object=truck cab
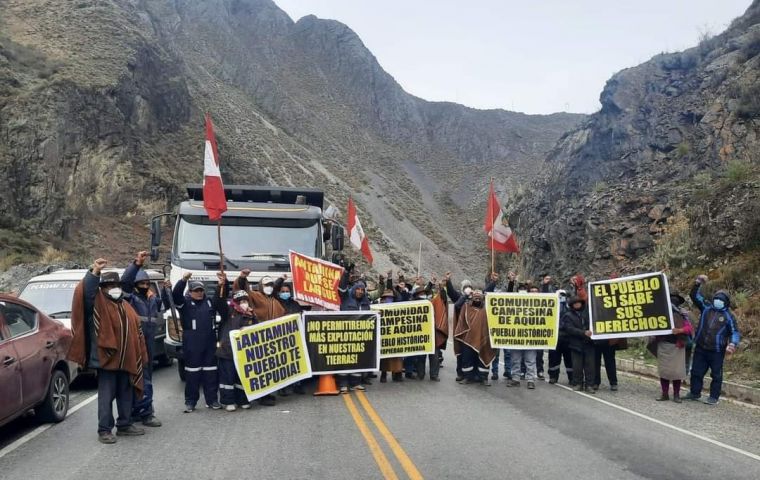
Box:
[152,184,343,380]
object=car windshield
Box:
[176,215,320,260]
[19,281,79,317]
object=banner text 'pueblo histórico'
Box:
[303,311,380,374]
[372,300,435,358]
[289,251,345,311]
[485,293,559,350]
[230,314,312,401]
[589,272,674,340]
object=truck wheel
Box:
[178,359,186,382]
[35,369,70,423]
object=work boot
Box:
[683,392,701,401]
[116,425,145,436]
[656,394,669,401]
[506,379,520,387]
[585,387,596,395]
[183,404,195,413]
[491,373,498,381]
[702,397,719,406]
[527,381,536,390]
[380,372,388,383]
[225,404,237,412]
[548,377,557,384]
[429,376,440,382]
[206,401,222,410]
[142,416,162,427]
[610,384,619,391]
[537,372,545,380]
[455,375,464,383]
[672,395,683,404]
[98,432,117,444]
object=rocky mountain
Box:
[0,0,581,280]
[513,1,760,296]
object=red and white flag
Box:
[484,181,519,253]
[203,113,227,221]
[347,197,373,264]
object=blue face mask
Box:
[713,299,725,310]
[279,292,291,301]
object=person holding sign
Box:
[338,280,372,392]
[217,290,257,411]
[684,276,741,406]
[561,297,596,393]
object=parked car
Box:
[18,268,172,367]
[0,294,73,427]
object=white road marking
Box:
[0,393,98,460]
[555,383,760,462]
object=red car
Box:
[0,294,73,427]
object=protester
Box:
[274,278,306,395]
[338,279,371,392]
[454,290,495,385]
[570,274,588,302]
[234,270,286,322]
[491,272,516,381]
[592,338,620,392]
[446,273,474,382]
[685,275,741,405]
[217,290,255,411]
[378,288,404,383]
[408,279,440,381]
[120,251,164,428]
[548,289,573,384]
[68,259,149,444]
[528,285,546,380]
[173,272,225,412]
[562,296,596,393]
[649,293,693,403]
[430,278,449,382]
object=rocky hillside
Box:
[0,0,581,280]
[513,1,760,358]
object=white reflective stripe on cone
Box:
[185,366,202,372]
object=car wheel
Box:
[35,369,70,423]
[178,359,186,382]
[156,354,173,368]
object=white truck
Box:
[149,184,344,379]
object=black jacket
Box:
[561,307,594,352]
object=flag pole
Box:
[417,241,422,278]
[490,177,495,275]
[217,218,225,275]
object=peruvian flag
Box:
[484,181,519,253]
[203,113,227,221]
[347,197,373,264]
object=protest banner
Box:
[230,314,312,401]
[485,293,559,350]
[289,251,344,311]
[372,300,435,358]
[588,272,674,340]
[303,311,380,374]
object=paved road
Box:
[1,352,759,479]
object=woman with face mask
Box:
[233,270,286,324]
[217,290,257,411]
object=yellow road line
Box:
[342,394,400,480]
[356,392,424,480]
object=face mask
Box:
[463,287,473,296]
[713,299,725,310]
[559,298,566,304]
[238,301,250,310]
[107,288,123,300]
[263,286,274,296]
[279,292,291,301]
[472,300,483,308]
[136,286,149,295]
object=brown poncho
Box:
[454,303,495,367]
[432,293,449,350]
[68,281,147,398]
[233,276,286,322]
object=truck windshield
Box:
[176,215,320,260]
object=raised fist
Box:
[182,272,193,281]
[217,272,227,282]
[444,272,452,281]
[93,258,107,275]
[240,269,252,277]
[135,251,149,266]
[508,271,516,281]
[696,274,708,285]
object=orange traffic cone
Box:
[313,374,340,396]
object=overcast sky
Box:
[274,0,752,114]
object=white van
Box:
[19,268,172,367]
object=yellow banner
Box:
[230,314,312,401]
[485,293,559,350]
[372,300,435,358]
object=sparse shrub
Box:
[739,30,760,61]
[676,142,690,158]
[592,181,608,194]
[725,160,754,183]
[734,82,760,119]
[647,212,692,272]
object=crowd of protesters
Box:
[67,252,741,444]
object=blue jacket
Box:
[172,279,223,337]
[341,283,371,311]
[690,283,740,352]
[121,262,165,323]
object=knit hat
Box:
[461,279,472,290]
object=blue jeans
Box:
[491,349,512,375]
[690,347,725,400]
